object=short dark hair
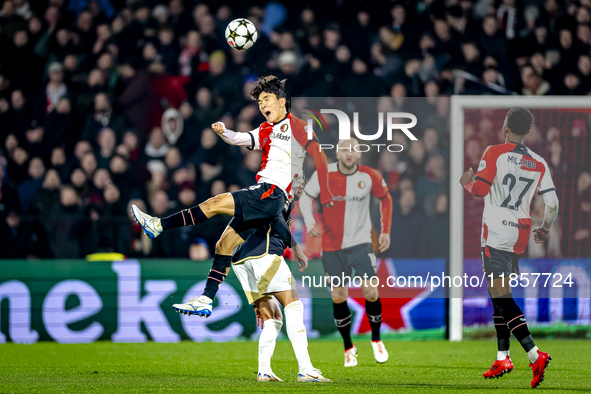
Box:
[250,75,289,110]
[506,107,533,135]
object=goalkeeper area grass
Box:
[1,339,590,393]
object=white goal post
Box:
[448,96,590,342]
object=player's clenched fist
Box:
[211,122,225,134]
[459,167,476,187]
[532,226,549,244]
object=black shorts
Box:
[230,183,286,241]
[231,183,286,222]
[322,243,377,280]
[481,246,521,280]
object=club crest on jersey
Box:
[280,124,288,132]
[478,160,486,171]
[508,155,536,169]
[358,181,366,189]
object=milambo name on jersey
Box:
[507,155,537,169]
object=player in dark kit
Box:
[231,183,332,383]
[131,76,333,317]
[460,107,559,388]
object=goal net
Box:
[449,96,591,341]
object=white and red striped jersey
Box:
[301,163,392,252]
[218,113,332,204]
[465,142,556,254]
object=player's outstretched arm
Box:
[533,190,559,244]
[461,167,492,197]
[270,212,308,272]
[298,186,321,237]
[306,143,333,207]
[212,122,258,148]
[368,167,393,252]
[378,192,393,252]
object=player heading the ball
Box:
[132,76,334,318]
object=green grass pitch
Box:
[1,339,590,393]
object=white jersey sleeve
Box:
[537,159,556,195]
[246,126,261,150]
[215,122,261,150]
[299,171,319,228]
[303,170,320,198]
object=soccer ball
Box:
[225,18,257,50]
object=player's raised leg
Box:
[483,296,513,378]
[131,193,235,239]
[254,296,284,382]
[331,286,358,367]
[273,291,332,382]
[361,280,388,363]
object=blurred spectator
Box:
[419,194,450,258]
[189,238,210,261]
[145,127,169,160]
[96,128,116,168]
[45,185,82,258]
[0,162,21,216]
[18,156,44,213]
[29,168,61,223]
[44,97,75,151]
[0,1,589,260]
[0,206,51,258]
[161,107,184,146]
[389,189,423,258]
[416,153,448,208]
[81,92,125,145]
[570,171,591,257]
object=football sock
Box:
[161,205,207,230]
[202,255,232,300]
[333,301,353,350]
[527,346,540,364]
[365,298,382,342]
[258,319,282,373]
[285,300,313,373]
[491,299,510,360]
[495,296,537,360]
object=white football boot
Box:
[371,340,389,363]
[257,371,284,382]
[344,345,358,367]
[172,295,213,317]
[297,368,332,382]
[131,204,162,239]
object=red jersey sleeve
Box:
[465,144,514,197]
[362,165,392,234]
[363,165,389,199]
[475,145,499,186]
[291,114,333,205]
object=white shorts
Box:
[232,254,294,304]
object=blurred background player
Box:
[299,138,393,367]
[460,107,559,388]
[231,183,331,383]
[132,76,333,317]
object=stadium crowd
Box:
[0,0,590,259]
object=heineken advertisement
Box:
[0,258,446,343]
